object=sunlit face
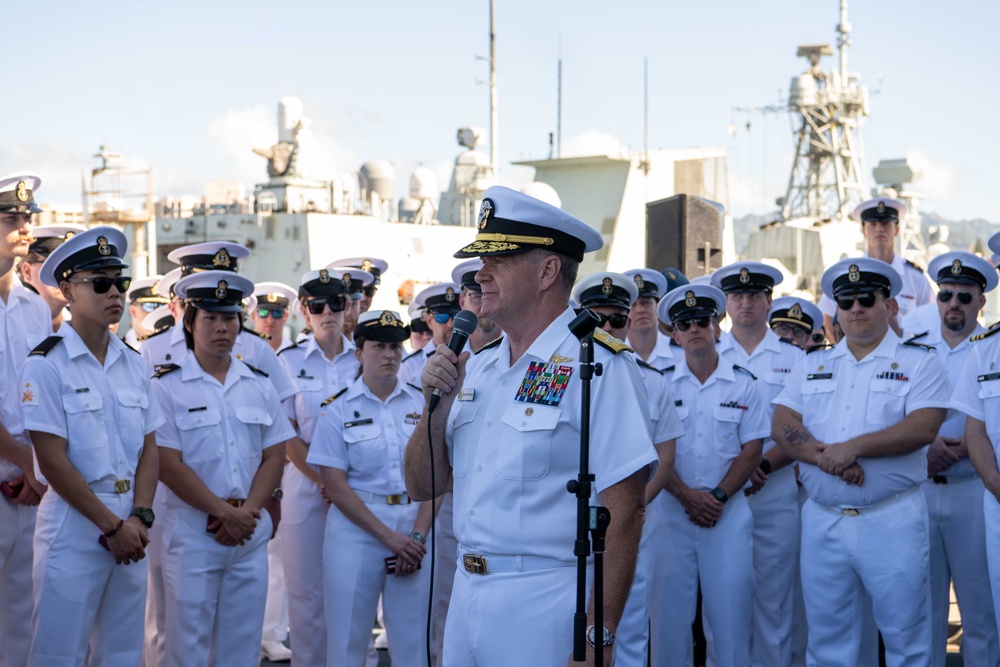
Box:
[725,290,771,328]
[251,306,288,340]
[357,339,404,381]
[20,258,68,308]
[837,290,890,344]
[302,296,346,342]
[671,315,717,354]
[425,309,455,347]
[936,281,985,334]
[189,308,240,358]
[60,268,127,329]
[476,252,547,326]
[770,321,811,348]
[0,212,32,260]
[627,296,658,334]
[862,219,898,253]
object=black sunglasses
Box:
[594,312,629,329]
[363,285,378,298]
[68,276,132,294]
[836,293,879,310]
[256,308,286,319]
[937,290,974,305]
[674,316,712,332]
[305,297,346,314]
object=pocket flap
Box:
[175,408,222,430]
[712,406,744,423]
[500,403,560,432]
[117,391,149,409]
[235,406,274,426]
[62,391,103,413]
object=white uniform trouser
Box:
[324,499,429,667]
[30,490,147,667]
[746,466,799,667]
[924,477,998,667]
[981,492,1000,648]
[615,499,655,667]
[444,559,588,667]
[790,481,808,667]
[281,465,327,666]
[650,491,754,667]
[0,490,36,667]
[142,484,167,667]
[800,490,931,667]
[160,505,271,667]
[263,528,290,642]
[431,492,458,667]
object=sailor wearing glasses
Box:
[772,257,949,667]
[329,263,377,338]
[768,296,824,351]
[251,282,296,353]
[921,250,999,666]
[275,267,365,666]
[574,271,684,667]
[709,261,803,667]
[330,256,388,314]
[122,276,168,350]
[20,226,164,666]
[650,283,767,667]
[398,282,461,388]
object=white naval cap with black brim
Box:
[174,270,254,313]
[712,261,783,293]
[167,241,250,276]
[851,197,907,224]
[253,281,297,310]
[40,225,129,287]
[928,251,998,292]
[769,296,823,331]
[415,282,462,315]
[454,186,603,262]
[659,284,726,324]
[573,272,639,311]
[0,173,42,214]
[623,268,668,300]
[451,258,484,292]
[324,265,374,300]
[329,257,388,285]
[298,268,354,299]
[354,309,410,344]
[821,257,902,300]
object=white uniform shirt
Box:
[630,331,676,372]
[921,324,984,478]
[774,331,950,508]
[637,362,685,445]
[444,308,656,561]
[667,357,770,491]
[819,253,936,321]
[398,347,434,388]
[951,328,1000,460]
[277,334,358,444]
[152,354,294,504]
[20,325,164,485]
[307,378,424,495]
[719,329,804,455]
[1,282,52,467]
[142,324,295,401]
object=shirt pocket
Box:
[712,406,745,453]
[496,403,559,481]
[62,391,106,450]
[450,404,479,478]
[800,380,837,424]
[175,408,224,463]
[117,390,150,460]
[866,379,910,427]
[234,406,274,465]
[343,422,383,471]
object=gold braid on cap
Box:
[474,233,554,246]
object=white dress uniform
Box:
[950,325,1000,647]
[649,356,769,667]
[307,376,429,667]
[0,282,52,667]
[719,329,804,667]
[20,325,163,666]
[277,333,358,666]
[919,323,999,666]
[774,330,949,667]
[442,308,656,666]
[818,252,935,323]
[153,353,293,667]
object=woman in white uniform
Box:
[308,309,433,667]
[153,270,293,667]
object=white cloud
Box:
[0,143,93,206]
[905,149,957,208]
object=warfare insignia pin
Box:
[478,198,494,230]
[445,287,456,302]
[15,181,28,202]
[684,290,697,308]
[601,277,614,296]
[739,267,750,284]
[848,264,860,282]
[212,248,231,268]
[96,236,111,256]
[319,269,330,284]
[951,259,963,275]
[215,280,228,299]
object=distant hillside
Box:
[734,212,1000,257]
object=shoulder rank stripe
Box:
[152,363,180,379]
[733,364,757,380]
[902,339,934,351]
[475,336,504,354]
[140,327,169,342]
[277,341,299,355]
[593,328,633,354]
[406,382,422,392]
[807,343,834,355]
[242,361,269,377]
[972,323,1000,342]
[636,359,663,375]
[244,328,272,341]
[320,387,349,407]
[29,336,62,357]
[904,258,925,273]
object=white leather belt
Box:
[814,485,919,517]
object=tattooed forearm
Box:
[782,424,813,447]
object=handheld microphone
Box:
[428,310,478,413]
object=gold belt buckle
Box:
[226,498,245,508]
[114,479,131,494]
[842,508,861,517]
[463,553,488,575]
[385,494,402,505]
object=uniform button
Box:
[521,421,527,427]
[469,509,475,516]
[476,465,484,472]
[502,380,508,386]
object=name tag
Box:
[516,362,574,407]
[978,373,1000,383]
[344,418,374,428]
[188,406,208,412]
[457,388,475,401]
[807,373,833,381]
[75,387,91,394]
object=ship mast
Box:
[489,0,498,175]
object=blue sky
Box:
[3,0,997,221]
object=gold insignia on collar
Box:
[445,287,456,302]
[266,292,278,303]
[319,269,330,284]
[478,198,494,230]
[96,236,111,256]
[212,248,231,268]
[739,267,750,284]
[15,181,28,202]
[684,290,697,308]
[951,259,963,275]
[789,304,803,320]
[379,310,401,327]
[848,264,860,282]
[601,277,614,296]
[215,280,228,299]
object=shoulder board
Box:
[662,365,676,373]
[902,339,934,351]
[242,361,269,377]
[152,363,180,379]
[733,364,757,380]
[320,387,349,407]
[475,336,504,354]
[244,328,272,341]
[906,331,929,342]
[277,341,299,356]
[140,326,170,342]
[972,321,1000,342]
[402,349,423,362]
[636,358,663,375]
[807,343,834,355]
[778,336,798,347]
[903,258,924,273]
[29,336,63,357]
[122,340,141,355]
[406,382,422,392]
[593,328,633,354]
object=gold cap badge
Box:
[379,310,401,327]
[848,264,860,282]
[212,248,231,268]
[951,259,963,275]
[684,290,697,308]
[478,198,494,230]
[266,292,278,303]
[342,273,353,288]
[215,280,228,299]
[445,287,456,302]
[876,201,886,214]
[634,275,644,290]
[318,269,330,284]
[739,267,750,284]
[362,259,372,272]
[789,303,803,319]
[96,236,111,256]
[15,181,28,202]
[601,277,614,295]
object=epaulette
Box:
[406,382,422,392]
[906,331,929,342]
[402,349,423,363]
[972,322,1000,342]
[476,336,504,354]
[636,359,663,375]
[122,340,141,355]
[244,328,272,341]
[593,328,633,354]
[242,361,269,377]
[733,364,757,380]
[807,343,834,354]
[277,341,299,356]
[29,336,62,357]
[903,258,925,273]
[152,363,180,379]
[140,326,169,342]
[320,387,349,407]
[662,365,676,373]
[902,339,934,351]
[778,337,797,346]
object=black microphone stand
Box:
[567,309,609,665]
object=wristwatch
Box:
[410,531,426,545]
[710,487,729,504]
[759,459,773,475]
[586,625,615,648]
[130,506,155,529]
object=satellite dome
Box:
[410,167,439,201]
[520,182,562,208]
[359,160,396,200]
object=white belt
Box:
[813,484,919,517]
[90,479,133,494]
[929,472,980,485]
[352,490,411,505]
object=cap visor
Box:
[454,240,524,259]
